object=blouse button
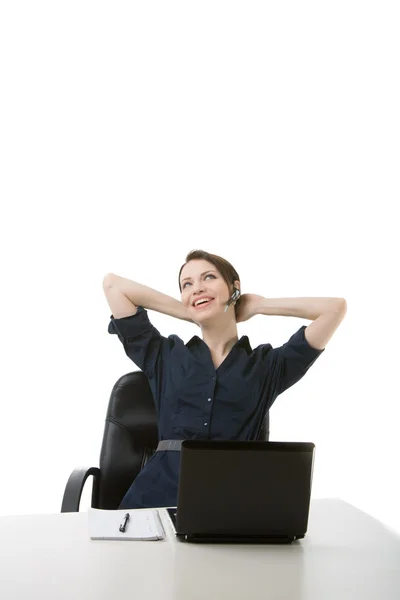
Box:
[204,422,208,426]
[207,398,211,402]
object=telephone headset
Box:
[224,287,241,313]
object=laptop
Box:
[167,439,315,543]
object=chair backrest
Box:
[97,371,270,509]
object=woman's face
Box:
[180,259,238,322]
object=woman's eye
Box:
[183,274,215,289]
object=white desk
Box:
[0,498,399,600]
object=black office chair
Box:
[61,371,270,512]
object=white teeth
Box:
[194,298,213,306]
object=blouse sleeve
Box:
[108,306,172,380]
[268,325,325,396]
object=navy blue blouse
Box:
[108,306,325,509]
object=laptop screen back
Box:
[176,440,315,537]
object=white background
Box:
[0,2,399,533]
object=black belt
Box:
[156,440,184,452]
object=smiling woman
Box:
[178,250,242,318]
[178,251,242,339]
[105,248,337,511]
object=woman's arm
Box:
[236,294,346,350]
[256,296,346,320]
[257,296,347,350]
[103,273,192,323]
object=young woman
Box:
[103,249,347,509]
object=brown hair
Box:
[178,249,242,318]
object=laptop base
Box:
[176,533,302,544]
[167,509,304,544]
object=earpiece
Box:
[224,288,240,312]
[231,289,240,301]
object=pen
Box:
[119,512,130,533]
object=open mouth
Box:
[193,299,215,309]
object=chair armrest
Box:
[61,466,101,512]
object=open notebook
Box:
[88,508,165,541]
